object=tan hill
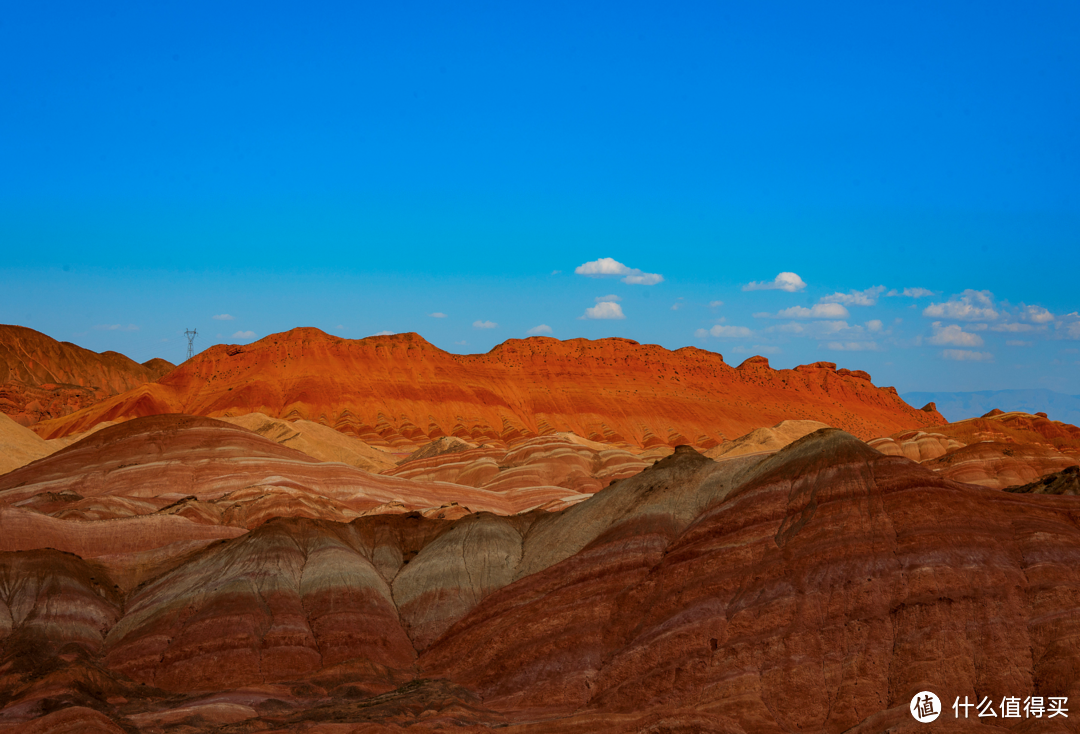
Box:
[703,419,830,459]
[0,323,173,427]
[217,412,397,473]
[32,328,944,445]
[0,411,54,475]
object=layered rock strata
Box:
[4,430,1080,731]
[32,329,944,444]
[0,324,172,427]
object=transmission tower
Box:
[184,328,197,360]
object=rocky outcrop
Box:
[0,324,173,427]
[32,328,944,444]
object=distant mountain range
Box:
[902,389,1080,425]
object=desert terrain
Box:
[2,326,1079,733]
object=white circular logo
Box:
[910,691,941,723]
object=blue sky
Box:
[1,1,1078,394]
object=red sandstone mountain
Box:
[32,327,943,444]
[4,429,1080,731]
[0,324,173,427]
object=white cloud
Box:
[455,340,467,345]
[928,322,984,347]
[730,344,782,355]
[1064,322,1080,340]
[212,314,235,321]
[95,324,139,331]
[551,270,562,275]
[373,330,395,336]
[623,272,664,285]
[922,290,999,321]
[826,341,881,351]
[429,312,448,318]
[709,300,724,307]
[742,272,806,292]
[595,294,622,302]
[527,324,553,335]
[887,287,934,298]
[575,258,663,285]
[698,325,752,338]
[1006,340,1032,347]
[233,330,256,339]
[772,303,850,319]
[820,286,885,306]
[1022,305,1054,323]
[473,320,498,329]
[866,319,883,333]
[772,320,889,344]
[991,323,1035,332]
[582,301,626,320]
[942,349,993,362]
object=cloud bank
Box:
[582,301,625,320]
[575,258,663,285]
[742,272,806,292]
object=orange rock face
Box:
[33,328,943,444]
[0,324,173,427]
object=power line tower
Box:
[184,328,197,360]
